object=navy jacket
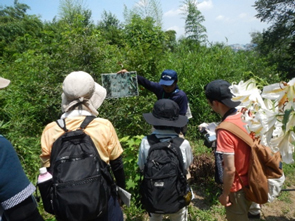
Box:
[0,135,35,210]
[137,75,188,115]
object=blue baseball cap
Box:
[159,69,178,86]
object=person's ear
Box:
[212,100,219,107]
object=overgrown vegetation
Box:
[0,0,294,220]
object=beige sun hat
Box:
[0,77,10,89]
[61,71,106,116]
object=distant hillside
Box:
[229,43,257,52]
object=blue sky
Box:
[1,0,270,45]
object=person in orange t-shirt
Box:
[204,79,251,221]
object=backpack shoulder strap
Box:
[80,116,96,129]
[55,116,95,132]
[216,121,254,147]
[146,134,184,152]
[146,134,160,146]
[171,137,184,149]
[171,137,186,174]
[146,134,169,156]
[217,121,253,188]
[56,119,68,132]
[146,134,184,148]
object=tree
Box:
[123,14,166,74]
[58,0,92,28]
[0,0,43,56]
[253,0,295,79]
[164,30,177,51]
[123,0,162,28]
[0,0,29,19]
[97,10,124,46]
[181,0,207,43]
[133,0,162,27]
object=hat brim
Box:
[159,79,174,86]
[90,83,106,110]
[143,113,188,128]
[0,77,10,89]
[221,98,241,108]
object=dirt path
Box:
[260,187,295,221]
[192,186,295,221]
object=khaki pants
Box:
[225,189,251,221]
[149,206,188,221]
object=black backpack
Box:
[140,134,189,214]
[38,116,115,221]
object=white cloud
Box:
[214,15,233,23]
[239,13,247,19]
[164,8,181,17]
[164,0,212,18]
[166,25,181,33]
[216,15,224,21]
[198,0,213,10]
[215,15,231,22]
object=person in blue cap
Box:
[118,69,188,116]
[118,69,190,136]
[137,69,188,116]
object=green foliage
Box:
[120,135,143,192]
[100,95,154,137]
[122,14,166,75]
[164,30,177,52]
[97,11,124,47]
[0,1,43,56]
[281,152,295,187]
[275,152,295,210]
[188,204,224,221]
[253,0,295,79]
[58,0,92,27]
[120,135,146,220]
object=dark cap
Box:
[204,79,240,108]
[143,99,187,127]
[159,69,178,86]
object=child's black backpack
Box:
[140,134,189,214]
[38,116,115,221]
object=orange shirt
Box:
[40,116,123,167]
[216,112,251,192]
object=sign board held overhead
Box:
[101,71,138,99]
